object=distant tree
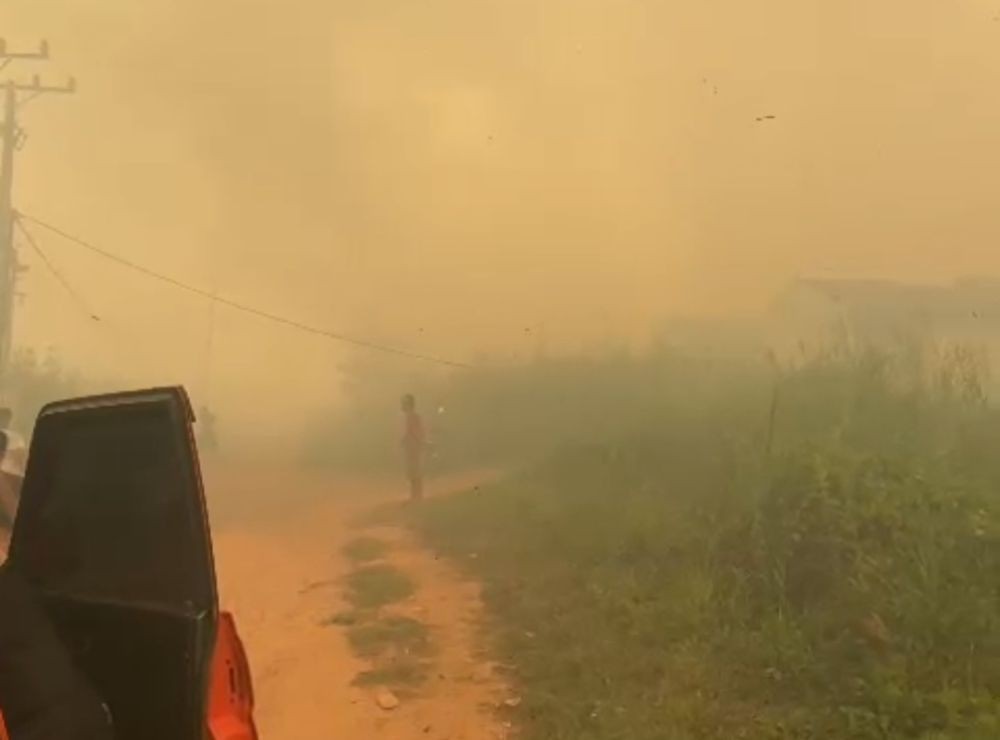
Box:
[0,348,83,437]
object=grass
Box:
[347,615,431,659]
[352,657,429,688]
[321,610,361,627]
[343,536,389,564]
[345,564,415,610]
[402,344,1000,740]
[412,456,1000,738]
[342,612,433,691]
[335,556,431,691]
[302,343,770,474]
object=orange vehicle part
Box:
[207,611,259,740]
[0,613,257,740]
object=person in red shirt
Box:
[400,394,426,501]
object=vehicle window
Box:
[15,402,210,611]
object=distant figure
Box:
[0,407,27,483]
[0,412,24,546]
[0,432,16,558]
[199,406,218,452]
[400,394,427,501]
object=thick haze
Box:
[3,0,1000,447]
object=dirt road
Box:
[203,463,510,740]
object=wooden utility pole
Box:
[0,39,74,378]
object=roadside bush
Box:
[1,348,83,436]
[409,343,1000,739]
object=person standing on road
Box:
[400,394,427,502]
[0,408,27,484]
[0,407,26,530]
[0,407,26,546]
[0,432,16,559]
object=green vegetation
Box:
[343,612,433,690]
[3,348,85,435]
[302,342,769,474]
[321,610,360,627]
[345,564,415,610]
[403,343,1000,739]
[348,615,431,660]
[343,536,390,564]
[352,658,428,689]
[335,551,431,692]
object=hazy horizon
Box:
[3,0,1000,448]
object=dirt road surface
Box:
[203,462,510,740]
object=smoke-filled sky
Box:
[3,0,1000,444]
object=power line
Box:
[13,215,100,321]
[16,211,474,370]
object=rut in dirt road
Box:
[207,466,512,740]
[331,519,518,739]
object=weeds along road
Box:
[202,460,510,740]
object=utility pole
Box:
[0,39,74,379]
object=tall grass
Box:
[402,341,1000,739]
[302,343,773,473]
